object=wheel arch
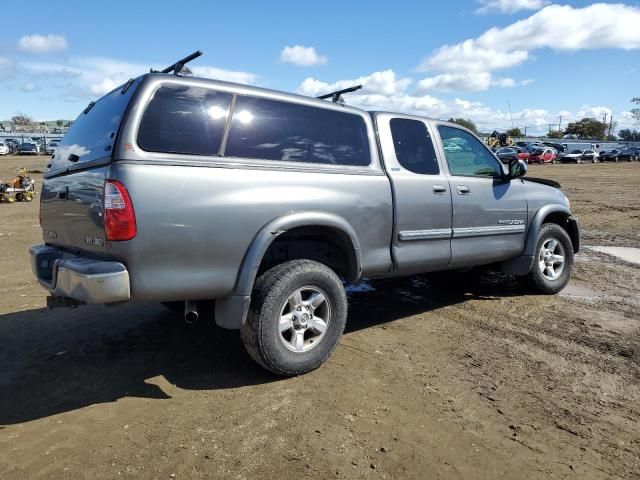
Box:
[525,205,580,256]
[500,204,580,276]
[215,212,362,330]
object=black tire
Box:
[241,259,347,376]
[520,223,573,294]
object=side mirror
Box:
[508,159,527,179]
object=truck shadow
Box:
[0,270,523,426]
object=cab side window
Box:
[438,125,503,178]
[390,118,439,175]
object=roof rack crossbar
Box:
[317,84,363,103]
[151,50,203,75]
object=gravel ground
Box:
[0,156,638,479]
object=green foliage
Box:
[11,113,32,126]
[618,128,640,141]
[547,130,564,139]
[506,127,522,137]
[563,117,608,140]
[447,118,478,134]
[632,97,640,123]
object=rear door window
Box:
[224,96,371,166]
[138,84,233,156]
[389,118,439,174]
[51,78,140,171]
[438,125,503,178]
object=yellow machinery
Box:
[486,131,514,150]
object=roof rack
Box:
[317,84,363,104]
[151,50,203,75]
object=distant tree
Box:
[11,112,32,126]
[564,117,607,140]
[56,119,64,128]
[547,130,564,139]
[619,128,640,141]
[447,118,478,134]
[632,97,640,123]
[506,127,522,137]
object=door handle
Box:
[432,185,447,194]
[457,185,470,195]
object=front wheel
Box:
[241,259,347,376]
[520,223,573,294]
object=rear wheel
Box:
[576,158,582,164]
[520,223,573,294]
[24,193,33,202]
[241,259,347,376]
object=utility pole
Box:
[558,116,562,133]
[523,126,528,137]
[507,100,514,129]
[602,113,608,125]
[608,114,614,139]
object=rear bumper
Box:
[29,245,130,304]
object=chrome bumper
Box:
[29,245,130,304]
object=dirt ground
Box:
[0,155,638,479]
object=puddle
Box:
[560,283,600,302]
[586,246,640,266]
[346,280,376,294]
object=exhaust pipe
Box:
[184,300,199,324]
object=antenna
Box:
[317,85,363,104]
[151,50,203,75]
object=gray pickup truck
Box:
[31,65,580,376]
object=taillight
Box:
[104,180,136,241]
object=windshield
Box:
[50,77,140,172]
[21,143,35,148]
[570,150,582,154]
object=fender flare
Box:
[523,204,573,257]
[215,212,362,329]
[501,204,579,276]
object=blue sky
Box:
[1,0,639,134]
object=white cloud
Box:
[20,83,37,93]
[298,68,631,136]
[0,57,16,80]
[298,69,412,97]
[418,73,493,92]
[476,0,549,14]
[21,56,257,100]
[420,3,640,76]
[191,66,256,85]
[416,73,524,92]
[18,34,67,53]
[280,45,328,66]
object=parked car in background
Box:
[598,149,621,162]
[617,147,640,162]
[45,139,60,155]
[529,148,557,164]
[18,142,39,155]
[0,142,9,155]
[496,147,531,163]
[542,142,565,153]
[4,139,19,153]
[561,149,597,164]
